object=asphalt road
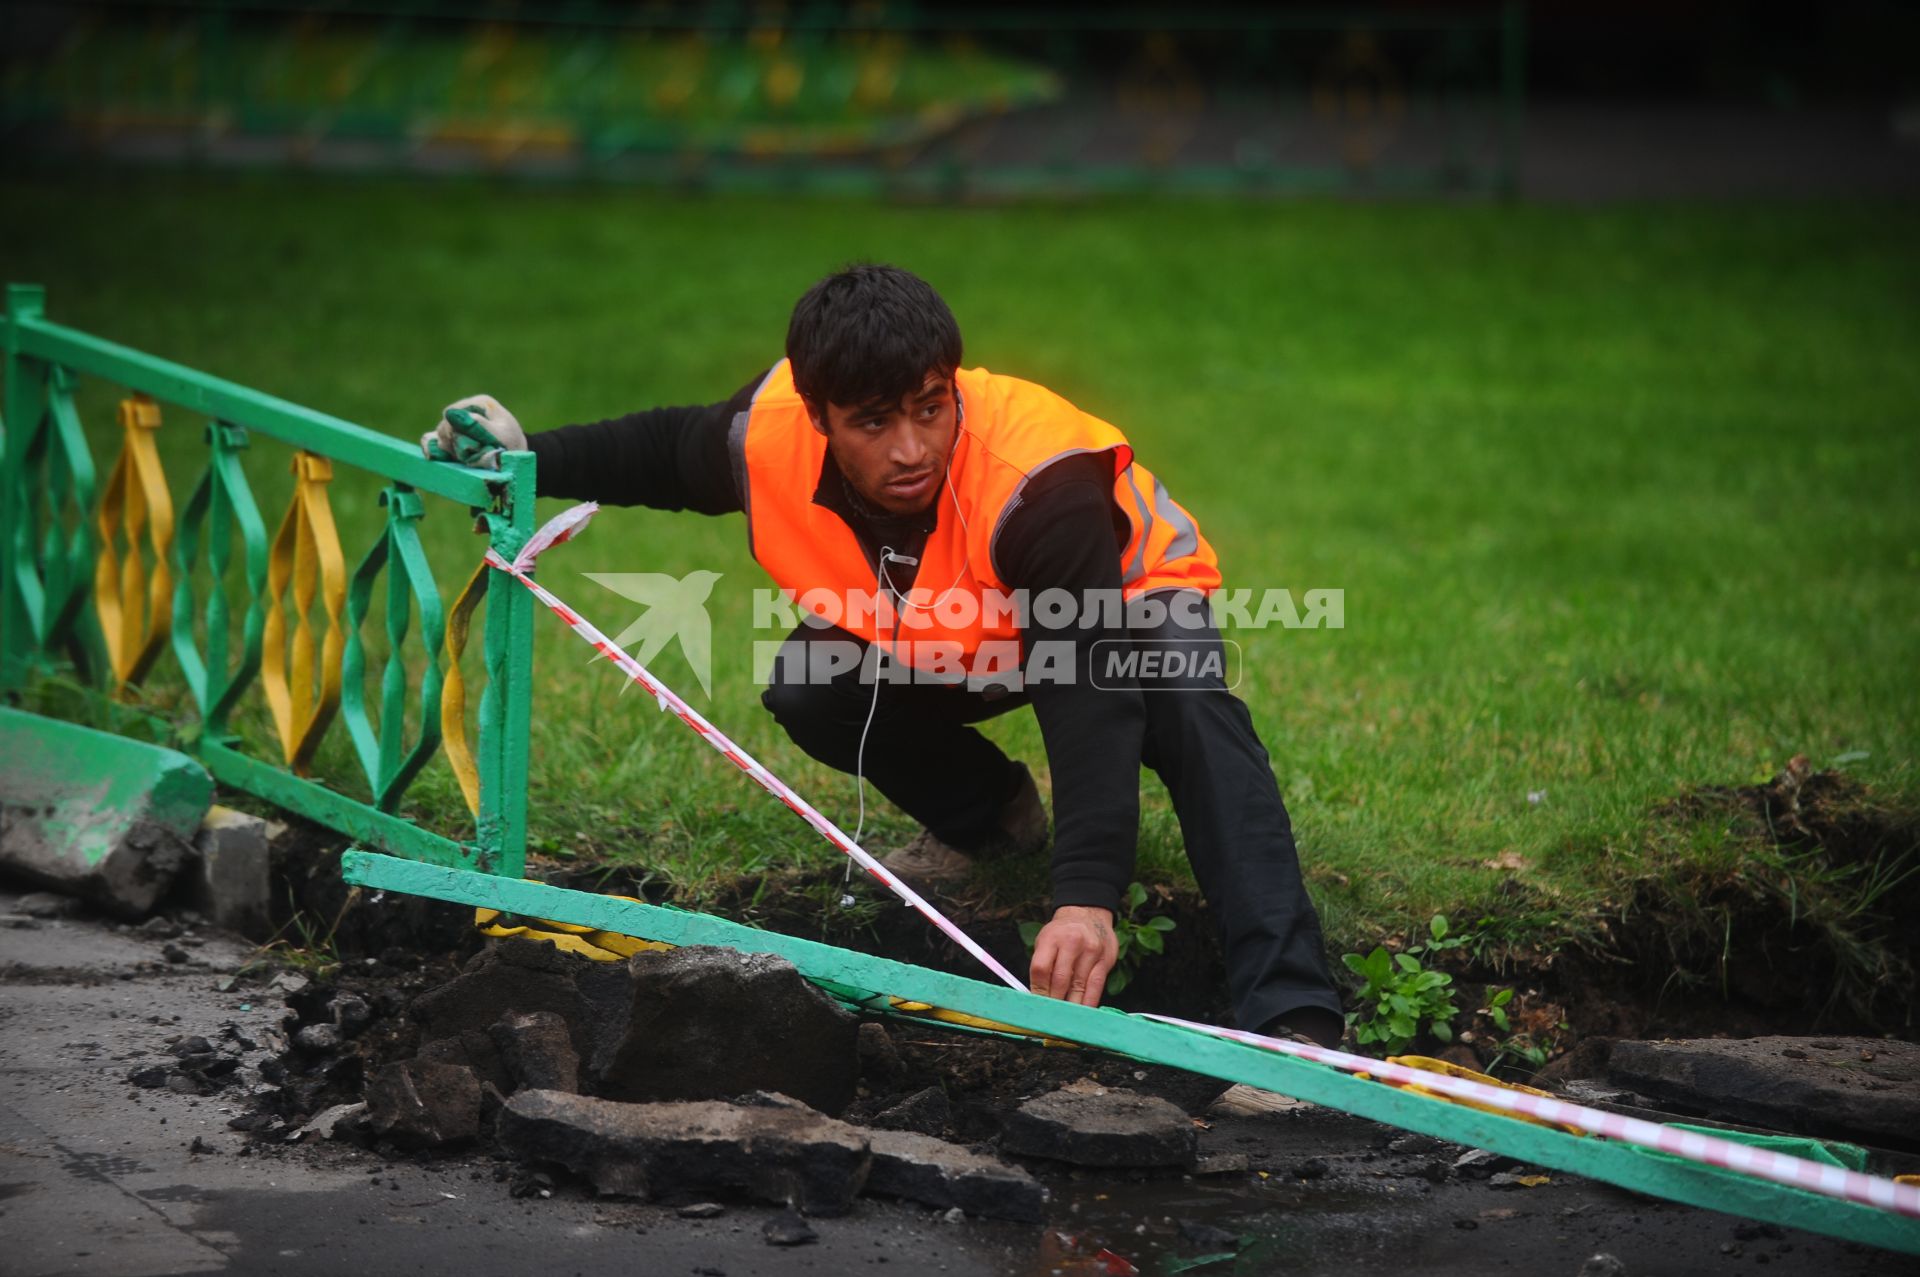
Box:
[1,889,1912,1277]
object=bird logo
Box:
[581,570,723,699]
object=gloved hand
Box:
[419,394,527,469]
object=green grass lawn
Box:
[3,174,1916,967]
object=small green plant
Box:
[1480,985,1545,1069]
[1491,1037,1552,1073]
[1020,881,1176,996]
[1483,985,1516,1032]
[1416,912,1473,957]
[1342,914,1462,1053]
[1476,986,1566,1075]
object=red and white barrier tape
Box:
[1141,1014,1920,1219]
[491,504,1920,1225]
[487,504,1025,992]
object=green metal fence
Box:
[1,2,1526,197]
[1,282,536,876]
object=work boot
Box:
[880,764,1049,890]
[1206,1021,1339,1118]
[1209,1081,1315,1118]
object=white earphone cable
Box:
[846,403,975,894]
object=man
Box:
[423,264,1342,1051]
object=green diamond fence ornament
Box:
[18,365,103,667]
[170,420,269,739]
[3,284,105,689]
[342,484,446,812]
[2,352,57,660]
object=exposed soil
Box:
[1615,760,1920,1030]
[9,895,1909,1277]
[16,762,1920,1276]
[251,762,1918,1119]
[43,892,1914,1277]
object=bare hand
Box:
[1029,906,1118,1007]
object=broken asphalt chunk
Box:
[595,947,859,1116]
[856,1021,904,1083]
[412,939,632,1078]
[329,993,372,1033]
[490,1009,580,1094]
[364,1059,483,1148]
[869,1085,951,1136]
[1607,1036,1920,1149]
[495,1090,870,1215]
[864,1129,1047,1223]
[14,891,81,919]
[999,1086,1198,1168]
[293,1023,343,1054]
[762,1210,817,1246]
[297,1102,369,1141]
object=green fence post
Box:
[2,284,48,692]
[475,451,535,877]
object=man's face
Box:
[811,372,959,516]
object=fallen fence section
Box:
[343,851,1920,1257]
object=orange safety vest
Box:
[734,361,1220,669]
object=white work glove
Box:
[419,394,527,469]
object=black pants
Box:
[760,605,1341,1033]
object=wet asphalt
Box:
[1,888,1912,1277]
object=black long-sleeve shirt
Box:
[528,372,1143,914]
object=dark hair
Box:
[785,264,962,410]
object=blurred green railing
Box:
[0,2,1526,197]
[0,283,536,876]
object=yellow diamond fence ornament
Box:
[94,393,174,690]
[261,450,346,773]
